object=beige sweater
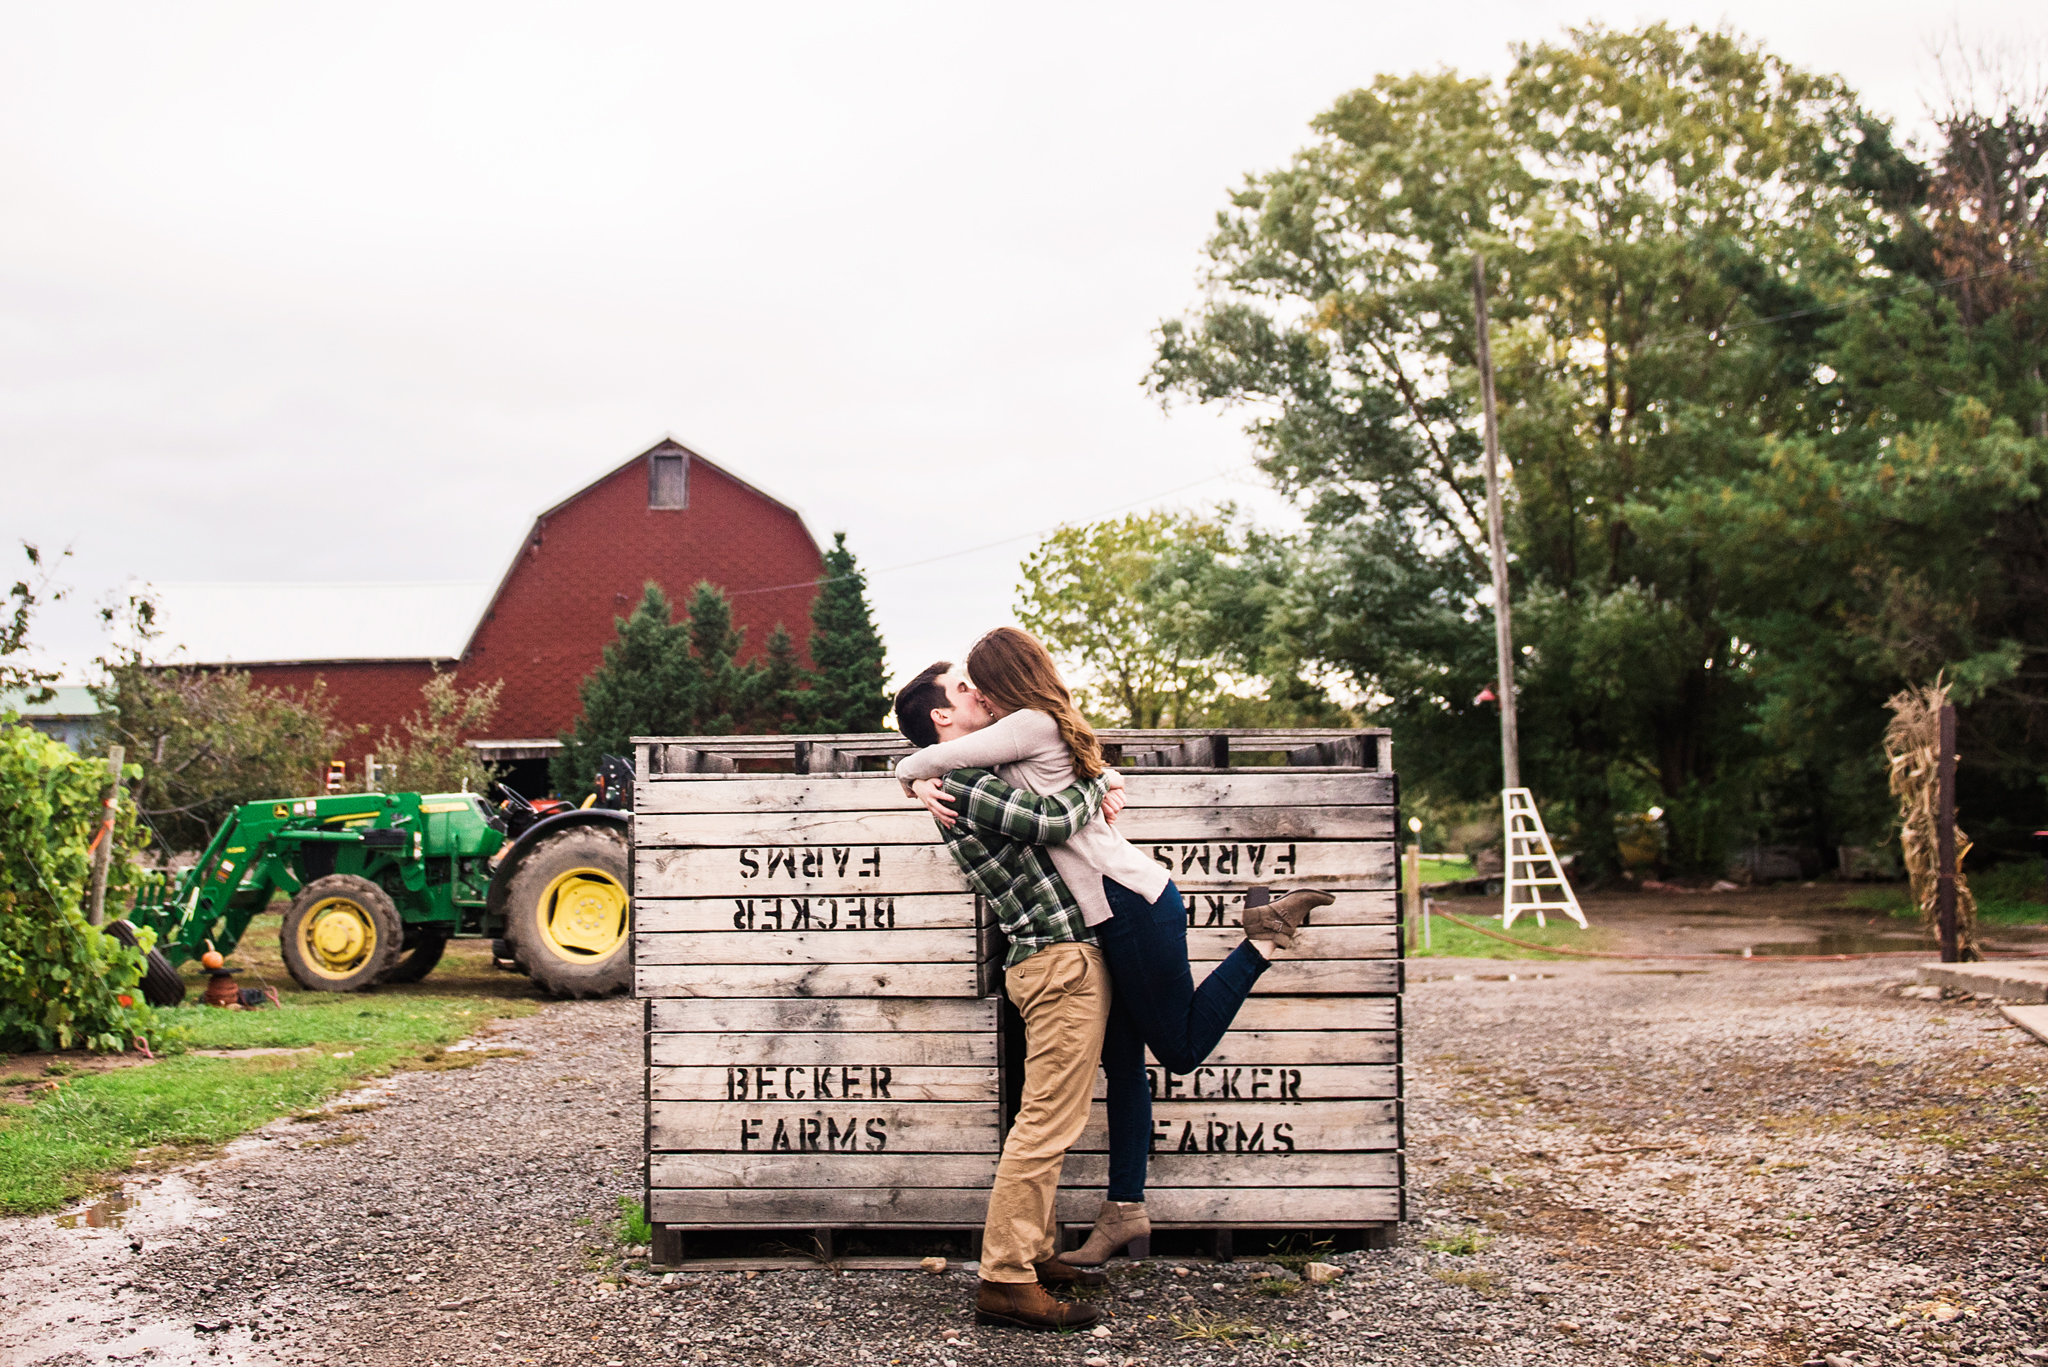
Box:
[895,709,1168,926]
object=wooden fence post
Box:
[1403,838,1422,952]
[86,745,125,926]
[1936,704,1959,963]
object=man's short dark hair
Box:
[893,661,953,748]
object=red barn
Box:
[154,440,823,793]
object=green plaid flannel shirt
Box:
[929,766,1108,969]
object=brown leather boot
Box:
[975,1279,1104,1330]
[1243,888,1333,950]
[1035,1255,1107,1289]
[1064,1200,1151,1267]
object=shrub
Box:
[0,720,158,1051]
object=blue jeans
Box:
[1095,878,1270,1202]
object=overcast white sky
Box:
[2,1,2033,689]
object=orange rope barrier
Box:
[1421,904,2048,964]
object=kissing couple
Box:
[892,626,1329,1330]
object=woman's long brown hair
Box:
[966,627,1104,779]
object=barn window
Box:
[649,452,688,509]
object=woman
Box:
[896,626,1329,1264]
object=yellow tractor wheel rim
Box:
[299,897,378,979]
[537,867,629,959]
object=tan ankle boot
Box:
[1242,889,1333,950]
[1064,1200,1151,1266]
[975,1279,1104,1330]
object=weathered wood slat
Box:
[1142,1030,1397,1066]
[635,772,1396,815]
[1073,1101,1398,1153]
[648,1021,1399,1066]
[638,888,1396,933]
[1184,926,1396,960]
[651,1154,1005,1190]
[636,841,1395,898]
[634,806,1392,848]
[1089,1151,1398,1189]
[631,924,1395,967]
[650,1062,1394,1100]
[635,929,981,966]
[1243,960,1400,995]
[1114,1186,1400,1224]
[1173,889,1396,926]
[648,1151,1398,1191]
[649,1188,991,1226]
[651,1065,998,1103]
[650,1185,1400,1226]
[646,998,996,1034]
[649,1031,1000,1067]
[637,894,976,934]
[1089,1065,1397,1102]
[635,963,982,999]
[650,1102,1000,1153]
[1228,998,1398,1032]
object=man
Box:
[893,661,1109,1332]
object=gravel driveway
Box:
[5,902,2046,1367]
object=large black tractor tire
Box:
[107,920,186,1007]
[383,931,449,985]
[280,875,403,992]
[503,826,632,999]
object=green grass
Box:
[1844,860,2048,928]
[1422,1225,1495,1256]
[1419,856,1474,884]
[1407,905,1610,959]
[0,987,535,1214]
[617,1195,652,1245]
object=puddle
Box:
[53,1194,136,1228]
[1416,972,1558,982]
[1724,931,1935,957]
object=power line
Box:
[730,258,2037,603]
[1625,254,2038,355]
[725,466,1250,599]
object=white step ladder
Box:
[1502,788,1587,930]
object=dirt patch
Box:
[0,1050,157,1102]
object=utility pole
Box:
[1472,254,1520,790]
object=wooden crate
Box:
[633,728,1402,1260]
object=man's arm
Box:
[941,767,1107,847]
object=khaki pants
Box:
[980,941,1111,1283]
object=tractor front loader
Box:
[127,759,633,997]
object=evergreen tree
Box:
[554,579,846,795]
[552,583,699,795]
[807,532,889,733]
[759,623,807,731]
[683,581,757,734]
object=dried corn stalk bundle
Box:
[1883,680,1977,959]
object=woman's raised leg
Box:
[1095,879,1269,1080]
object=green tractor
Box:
[125,759,634,998]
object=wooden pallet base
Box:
[650,1221,1398,1268]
